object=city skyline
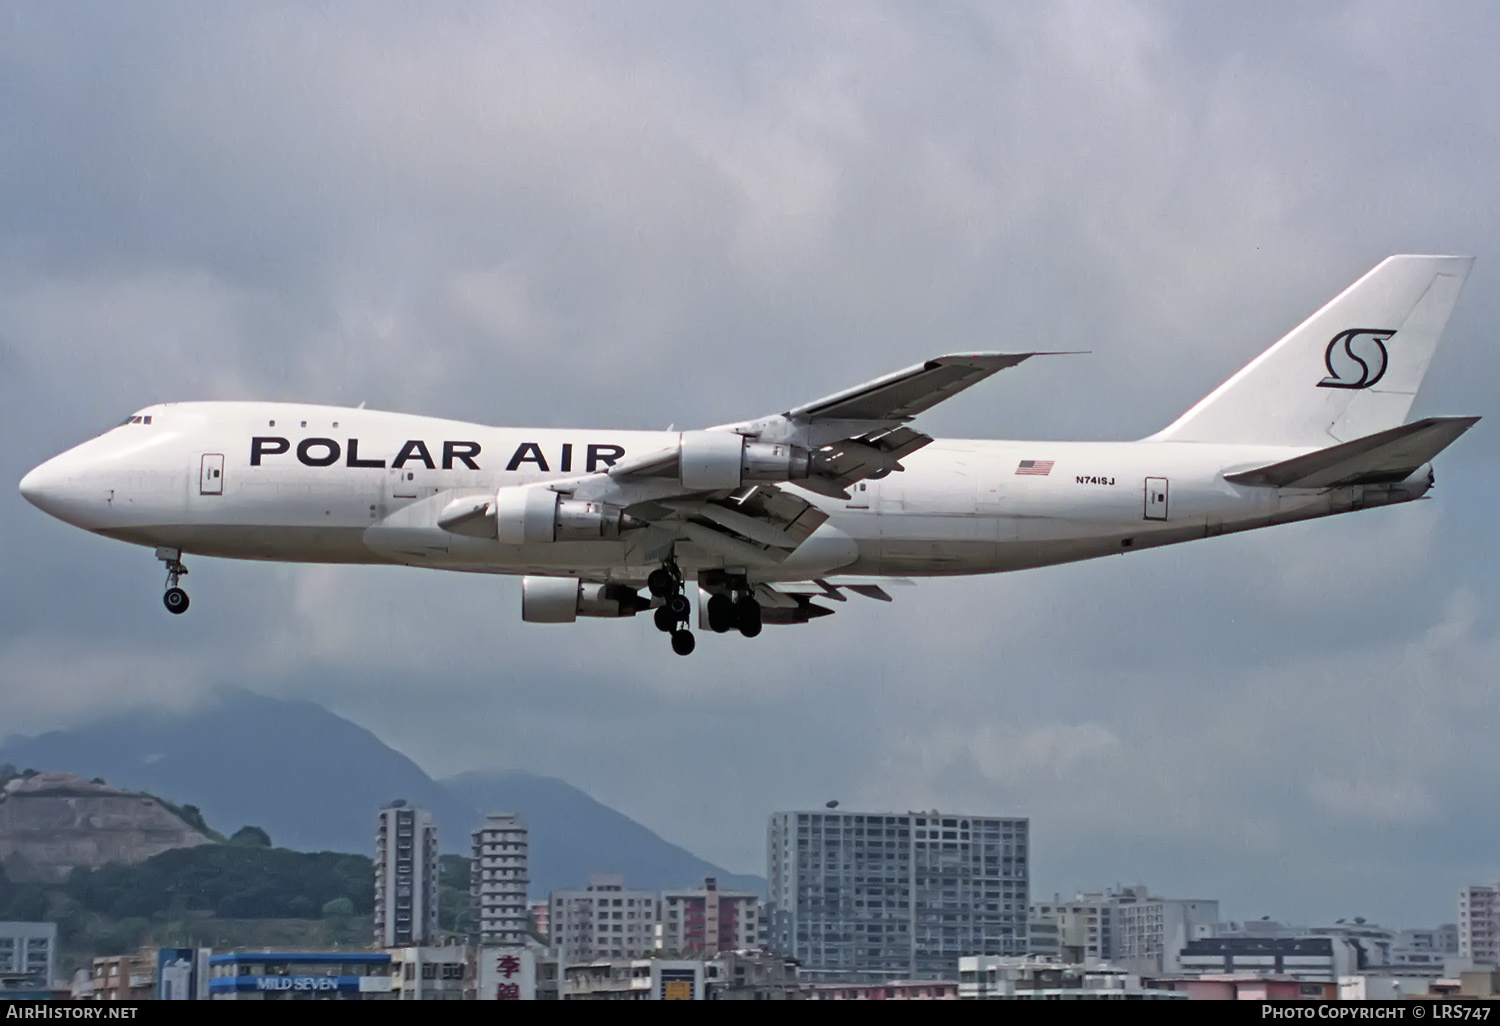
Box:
[3,1,1499,930]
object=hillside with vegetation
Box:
[0,835,480,974]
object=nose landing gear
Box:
[157,546,190,615]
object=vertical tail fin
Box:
[1152,255,1473,446]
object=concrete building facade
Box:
[88,953,157,1001]
[0,921,56,996]
[473,813,529,946]
[375,801,439,948]
[1399,925,1460,955]
[1178,936,1360,982]
[388,946,470,1000]
[549,874,659,964]
[958,956,1186,1000]
[1111,888,1219,974]
[1460,885,1499,967]
[768,809,1028,980]
[660,876,761,956]
[1030,885,1217,973]
[1029,893,1113,964]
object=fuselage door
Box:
[199,454,224,496]
[390,466,419,499]
[1144,477,1168,520]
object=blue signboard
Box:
[210,975,371,994]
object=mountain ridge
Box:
[0,686,764,897]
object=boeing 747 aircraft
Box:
[19,255,1479,655]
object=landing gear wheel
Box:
[647,568,676,597]
[654,606,677,633]
[158,548,191,615]
[735,598,762,638]
[706,594,735,633]
[666,593,691,620]
[671,629,696,656]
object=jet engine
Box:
[521,576,650,623]
[678,431,812,490]
[493,487,628,544]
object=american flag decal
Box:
[1015,459,1055,476]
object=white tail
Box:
[1153,255,1474,446]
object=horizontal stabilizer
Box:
[1225,416,1479,488]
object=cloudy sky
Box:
[4,1,1499,927]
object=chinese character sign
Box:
[478,947,536,1001]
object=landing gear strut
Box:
[158,546,190,615]
[649,561,695,656]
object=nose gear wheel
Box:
[158,548,190,615]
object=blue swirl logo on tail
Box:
[1318,329,1393,389]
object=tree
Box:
[230,826,272,848]
[321,897,355,919]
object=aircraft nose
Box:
[18,450,115,529]
[19,461,53,509]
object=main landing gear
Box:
[705,589,762,637]
[647,565,766,655]
[648,565,695,656]
[158,546,189,615]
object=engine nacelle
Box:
[678,431,811,490]
[494,487,627,544]
[521,576,649,623]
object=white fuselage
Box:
[19,401,1431,585]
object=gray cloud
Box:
[3,1,1499,926]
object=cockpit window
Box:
[117,414,154,426]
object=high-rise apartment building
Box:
[549,874,659,964]
[473,813,530,946]
[661,876,761,955]
[1460,885,1500,967]
[768,809,1028,980]
[374,801,439,948]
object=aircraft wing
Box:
[785,352,1041,422]
[623,483,830,568]
[746,576,916,625]
[519,352,1049,563]
[615,351,1053,499]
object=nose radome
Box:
[19,462,50,509]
